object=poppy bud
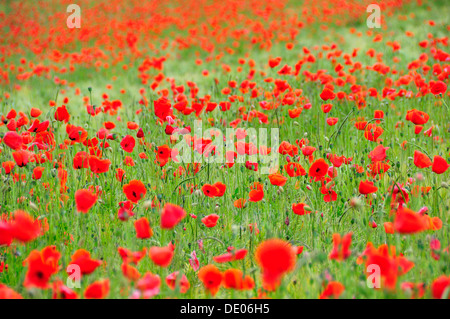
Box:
[142,200,152,209]
[303,205,313,212]
[194,189,203,197]
[441,182,449,189]
[29,202,38,212]
[215,204,219,211]
[349,197,362,209]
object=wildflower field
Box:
[0,0,449,300]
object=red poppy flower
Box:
[120,135,136,153]
[166,272,190,293]
[268,173,287,186]
[309,159,329,181]
[292,203,311,215]
[3,131,23,150]
[160,203,186,229]
[202,214,220,228]
[23,246,60,289]
[248,182,264,202]
[401,282,425,299]
[134,217,153,239]
[320,88,335,101]
[431,275,450,299]
[118,247,147,265]
[359,180,378,194]
[233,198,246,208]
[384,222,395,234]
[394,206,428,234]
[202,184,219,197]
[284,162,306,177]
[8,210,41,243]
[329,232,352,261]
[0,284,22,299]
[326,117,339,126]
[84,279,110,299]
[121,262,141,281]
[362,243,414,290]
[213,248,248,263]
[2,161,15,174]
[213,182,226,197]
[136,272,161,298]
[406,109,429,125]
[75,189,98,213]
[198,264,223,296]
[123,180,147,203]
[319,281,345,299]
[52,281,78,299]
[30,107,42,118]
[430,80,447,95]
[255,239,295,291]
[413,150,432,168]
[54,105,70,123]
[32,166,44,180]
[321,103,333,113]
[68,249,102,275]
[432,155,449,174]
[88,155,111,173]
[149,246,174,267]
[0,222,13,246]
[368,144,389,162]
[223,269,254,290]
[364,124,383,142]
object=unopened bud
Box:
[142,200,152,209]
[29,202,39,212]
[349,197,363,209]
[194,189,203,197]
